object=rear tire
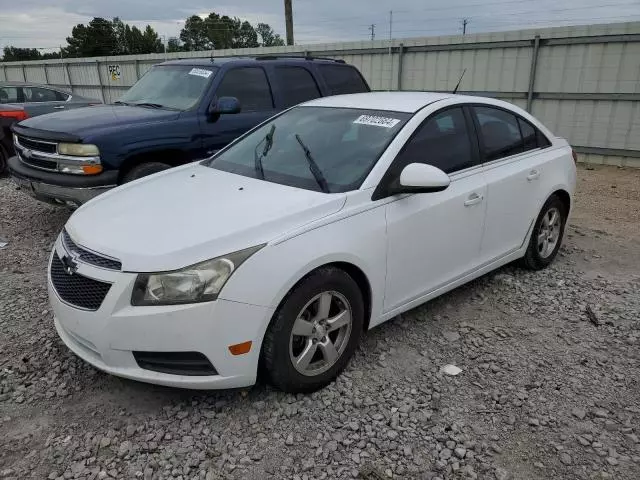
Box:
[122,162,171,183]
[262,267,364,393]
[520,194,567,270]
[0,144,7,176]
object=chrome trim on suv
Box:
[14,135,101,173]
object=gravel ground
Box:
[0,164,639,480]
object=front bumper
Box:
[48,237,274,389]
[8,155,117,207]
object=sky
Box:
[1,0,639,53]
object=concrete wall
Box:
[2,21,639,167]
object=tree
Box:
[65,17,118,57]
[167,38,183,53]
[256,23,285,47]
[180,15,212,51]
[2,47,42,62]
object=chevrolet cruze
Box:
[48,92,576,393]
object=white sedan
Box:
[48,92,576,393]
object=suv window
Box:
[274,67,321,108]
[395,107,474,174]
[216,67,273,112]
[319,65,368,95]
[23,87,59,103]
[0,87,19,103]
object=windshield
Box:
[207,106,410,193]
[118,65,218,111]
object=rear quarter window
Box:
[318,65,369,95]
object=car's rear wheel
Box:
[262,267,364,393]
[520,194,567,270]
[0,144,8,176]
[123,162,171,183]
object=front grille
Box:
[62,230,122,271]
[17,135,57,154]
[19,153,57,171]
[50,252,111,310]
[133,351,218,376]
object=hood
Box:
[66,164,346,272]
[18,105,180,138]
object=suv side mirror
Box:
[209,96,241,115]
[392,163,450,194]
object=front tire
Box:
[0,144,7,176]
[123,162,171,183]
[262,267,364,393]
[520,194,567,270]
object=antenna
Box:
[452,69,466,94]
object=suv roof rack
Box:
[254,55,346,64]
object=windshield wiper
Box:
[131,102,165,109]
[294,134,329,193]
[254,125,275,180]
[113,101,130,106]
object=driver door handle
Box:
[464,193,484,207]
[527,169,540,181]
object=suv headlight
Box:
[131,245,264,306]
[58,143,100,157]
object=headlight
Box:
[58,143,100,156]
[131,245,264,306]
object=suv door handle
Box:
[464,193,484,207]
[526,169,540,181]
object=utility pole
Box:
[388,10,393,91]
[462,18,469,35]
[369,24,376,41]
[284,0,294,45]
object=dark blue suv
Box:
[8,56,369,206]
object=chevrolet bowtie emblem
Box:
[61,254,78,275]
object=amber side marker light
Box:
[228,341,252,355]
[82,164,103,174]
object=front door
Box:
[200,67,277,156]
[383,107,487,312]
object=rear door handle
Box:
[526,169,540,181]
[53,106,65,109]
[464,193,484,207]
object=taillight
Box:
[571,149,578,163]
[0,109,28,121]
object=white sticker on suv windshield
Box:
[353,115,401,128]
[188,68,213,78]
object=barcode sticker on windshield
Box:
[188,68,213,78]
[353,115,401,128]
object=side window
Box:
[216,67,274,112]
[318,65,368,95]
[23,87,59,103]
[518,118,538,152]
[396,107,474,174]
[474,106,523,161]
[55,90,70,101]
[274,67,321,108]
[0,87,19,103]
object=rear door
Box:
[270,65,322,108]
[21,86,69,116]
[199,66,276,156]
[470,104,552,263]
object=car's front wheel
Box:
[520,194,568,270]
[262,267,364,393]
[0,144,8,175]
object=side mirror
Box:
[209,96,241,115]
[393,163,450,194]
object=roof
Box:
[0,81,68,91]
[160,56,346,67]
[302,91,455,113]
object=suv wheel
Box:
[520,194,567,270]
[262,267,364,393]
[123,162,171,183]
[0,144,7,175]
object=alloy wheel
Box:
[537,207,562,258]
